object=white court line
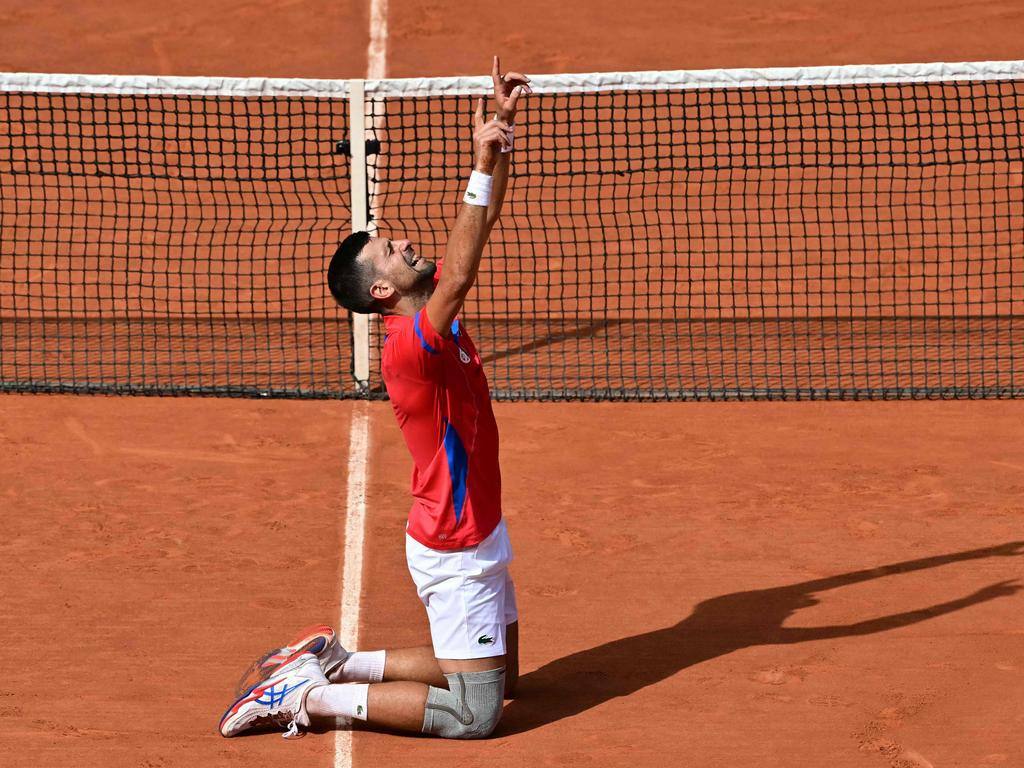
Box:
[337,3,387,764]
[340,401,370,650]
[367,0,389,80]
[335,401,370,768]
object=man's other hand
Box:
[492,55,531,123]
[473,98,512,174]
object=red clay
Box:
[0,0,370,78]
[0,396,352,767]
[385,0,1024,77]
[363,401,1024,767]
[2,2,1024,767]
[2,397,1022,767]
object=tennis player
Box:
[219,57,530,740]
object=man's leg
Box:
[308,521,517,737]
[369,652,507,731]
[308,623,516,728]
[306,652,507,733]
[304,644,444,730]
[412,521,514,739]
[344,573,520,696]
[364,626,516,696]
[224,611,514,737]
[322,622,517,692]
[307,618,516,720]
[333,645,446,686]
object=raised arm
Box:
[425,58,528,337]
[487,56,531,232]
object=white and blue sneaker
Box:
[235,624,350,696]
[219,653,328,739]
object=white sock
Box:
[330,650,386,684]
[306,683,370,721]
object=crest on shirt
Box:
[458,348,471,364]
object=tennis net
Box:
[1,62,1022,399]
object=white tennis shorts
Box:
[405,519,518,660]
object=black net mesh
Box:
[0,89,355,397]
[366,78,1024,399]
[1,75,1023,400]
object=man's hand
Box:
[991,541,1024,557]
[968,579,1021,601]
[472,98,512,174]
[491,55,531,123]
[425,60,526,336]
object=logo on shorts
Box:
[356,705,364,716]
[477,634,495,645]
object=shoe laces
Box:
[247,709,305,740]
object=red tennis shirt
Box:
[381,301,502,551]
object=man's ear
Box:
[370,280,395,301]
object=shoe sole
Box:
[234,624,335,697]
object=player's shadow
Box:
[498,541,1023,735]
[480,319,612,366]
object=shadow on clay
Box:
[497,540,1023,735]
[479,318,613,367]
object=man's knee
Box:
[421,668,505,739]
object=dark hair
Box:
[327,231,378,314]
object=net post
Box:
[348,79,371,392]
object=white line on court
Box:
[337,4,387,764]
[340,401,370,650]
[335,401,370,768]
[367,0,389,80]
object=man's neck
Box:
[386,290,431,318]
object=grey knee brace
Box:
[421,667,505,739]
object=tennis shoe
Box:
[235,623,350,696]
[219,653,327,739]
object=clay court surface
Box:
[2,2,1024,767]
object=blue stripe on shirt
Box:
[442,418,469,524]
[414,311,439,354]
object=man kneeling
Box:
[218,57,530,740]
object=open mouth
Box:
[405,251,421,268]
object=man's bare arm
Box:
[486,57,531,232]
[426,58,528,337]
[486,152,511,234]
[425,98,514,337]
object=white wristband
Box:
[463,170,493,207]
[500,123,515,154]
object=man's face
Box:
[361,236,436,304]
